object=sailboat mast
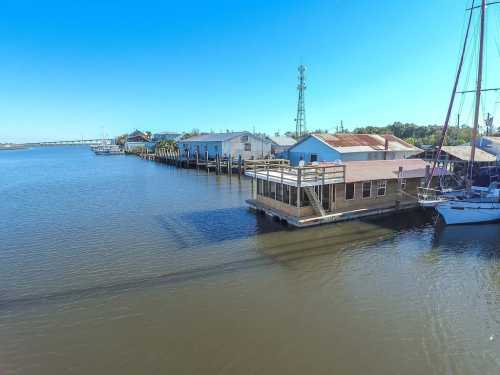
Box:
[469,0,486,184]
[426,0,475,189]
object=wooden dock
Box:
[136,148,289,176]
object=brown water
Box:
[1,147,500,374]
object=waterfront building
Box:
[269,135,297,158]
[178,132,272,159]
[287,133,422,166]
[124,130,155,152]
[415,145,496,171]
[245,159,447,227]
[152,132,183,143]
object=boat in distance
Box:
[93,144,124,155]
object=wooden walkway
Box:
[136,148,289,176]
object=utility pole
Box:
[294,65,307,138]
[485,112,493,136]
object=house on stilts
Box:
[245,159,448,227]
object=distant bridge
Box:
[23,139,114,146]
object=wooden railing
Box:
[248,163,346,186]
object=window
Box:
[345,183,355,200]
[276,183,283,201]
[283,184,290,204]
[377,180,387,196]
[310,154,318,162]
[401,179,407,191]
[290,186,297,206]
[244,143,251,151]
[270,182,277,199]
[241,135,249,142]
[362,181,372,198]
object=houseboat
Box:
[245,159,447,227]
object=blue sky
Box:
[0,0,498,142]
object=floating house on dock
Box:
[288,133,421,165]
[178,132,272,159]
[245,159,446,227]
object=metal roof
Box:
[441,145,496,162]
[269,136,297,147]
[245,159,448,186]
[312,133,421,153]
[180,132,270,143]
[342,159,448,183]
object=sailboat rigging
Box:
[419,0,500,224]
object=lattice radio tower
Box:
[295,65,307,138]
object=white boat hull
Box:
[436,200,500,225]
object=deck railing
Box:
[248,163,346,186]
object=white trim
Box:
[376,180,387,197]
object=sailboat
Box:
[421,0,500,224]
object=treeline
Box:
[351,122,473,147]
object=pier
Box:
[136,147,290,176]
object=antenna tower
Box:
[295,65,307,138]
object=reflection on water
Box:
[1,147,500,375]
[433,223,500,255]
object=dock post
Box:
[196,151,199,170]
[238,155,242,177]
[398,166,404,207]
[186,150,190,169]
[297,168,302,217]
[228,154,232,177]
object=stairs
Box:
[303,186,326,216]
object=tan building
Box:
[246,159,447,227]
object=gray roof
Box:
[181,132,267,143]
[269,136,297,147]
[154,131,181,136]
[441,145,496,162]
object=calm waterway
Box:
[1,146,500,374]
